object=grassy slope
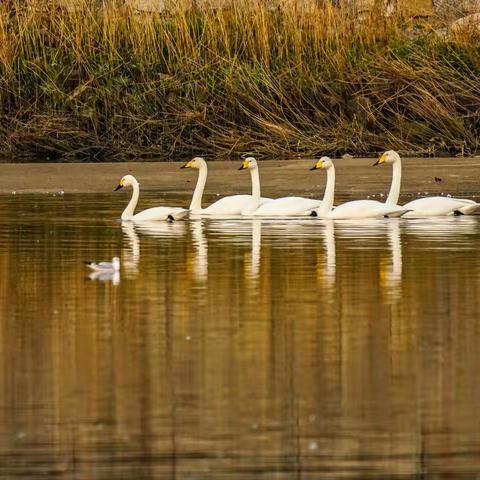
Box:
[0,0,479,160]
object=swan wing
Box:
[133,207,189,222]
[252,197,322,216]
[202,195,254,214]
[328,200,407,219]
[200,195,272,215]
[403,197,475,217]
[170,208,190,220]
[458,202,480,214]
[448,198,480,214]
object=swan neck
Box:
[190,163,207,211]
[122,181,139,220]
[320,166,335,214]
[250,167,261,206]
[387,157,402,205]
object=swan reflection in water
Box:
[328,216,473,303]
[191,219,208,283]
[317,220,336,291]
[121,220,188,277]
[121,222,140,276]
[119,216,478,296]
[209,218,323,284]
[243,219,262,283]
[382,220,402,303]
[321,219,404,302]
[403,215,477,247]
[202,218,263,284]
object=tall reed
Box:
[0,0,479,160]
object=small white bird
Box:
[85,256,121,273]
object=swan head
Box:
[310,156,333,171]
[112,257,121,271]
[374,150,400,166]
[181,157,206,169]
[114,174,138,191]
[238,157,257,170]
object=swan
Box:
[374,150,480,217]
[310,157,409,219]
[114,175,189,222]
[237,161,322,216]
[238,157,275,215]
[181,157,271,215]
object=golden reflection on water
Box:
[0,194,480,479]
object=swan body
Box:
[402,197,479,217]
[324,199,408,219]
[181,157,271,215]
[115,175,189,222]
[237,157,322,216]
[375,150,480,217]
[310,158,410,219]
[250,196,322,216]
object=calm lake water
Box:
[1,192,480,479]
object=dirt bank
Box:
[2,158,480,202]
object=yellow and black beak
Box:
[114,180,124,191]
[238,160,250,170]
[373,154,386,166]
[181,159,194,169]
[310,160,324,171]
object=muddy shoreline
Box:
[1,158,480,201]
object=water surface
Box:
[1,193,480,479]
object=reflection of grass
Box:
[1,0,480,160]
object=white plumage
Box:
[181,157,271,215]
[115,175,189,222]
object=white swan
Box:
[181,157,271,215]
[115,175,189,222]
[310,157,409,219]
[237,160,322,216]
[375,150,480,217]
[238,157,275,215]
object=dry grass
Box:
[0,0,479,160]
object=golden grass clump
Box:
[0,0,480,160]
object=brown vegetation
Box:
[0,0,480,160]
